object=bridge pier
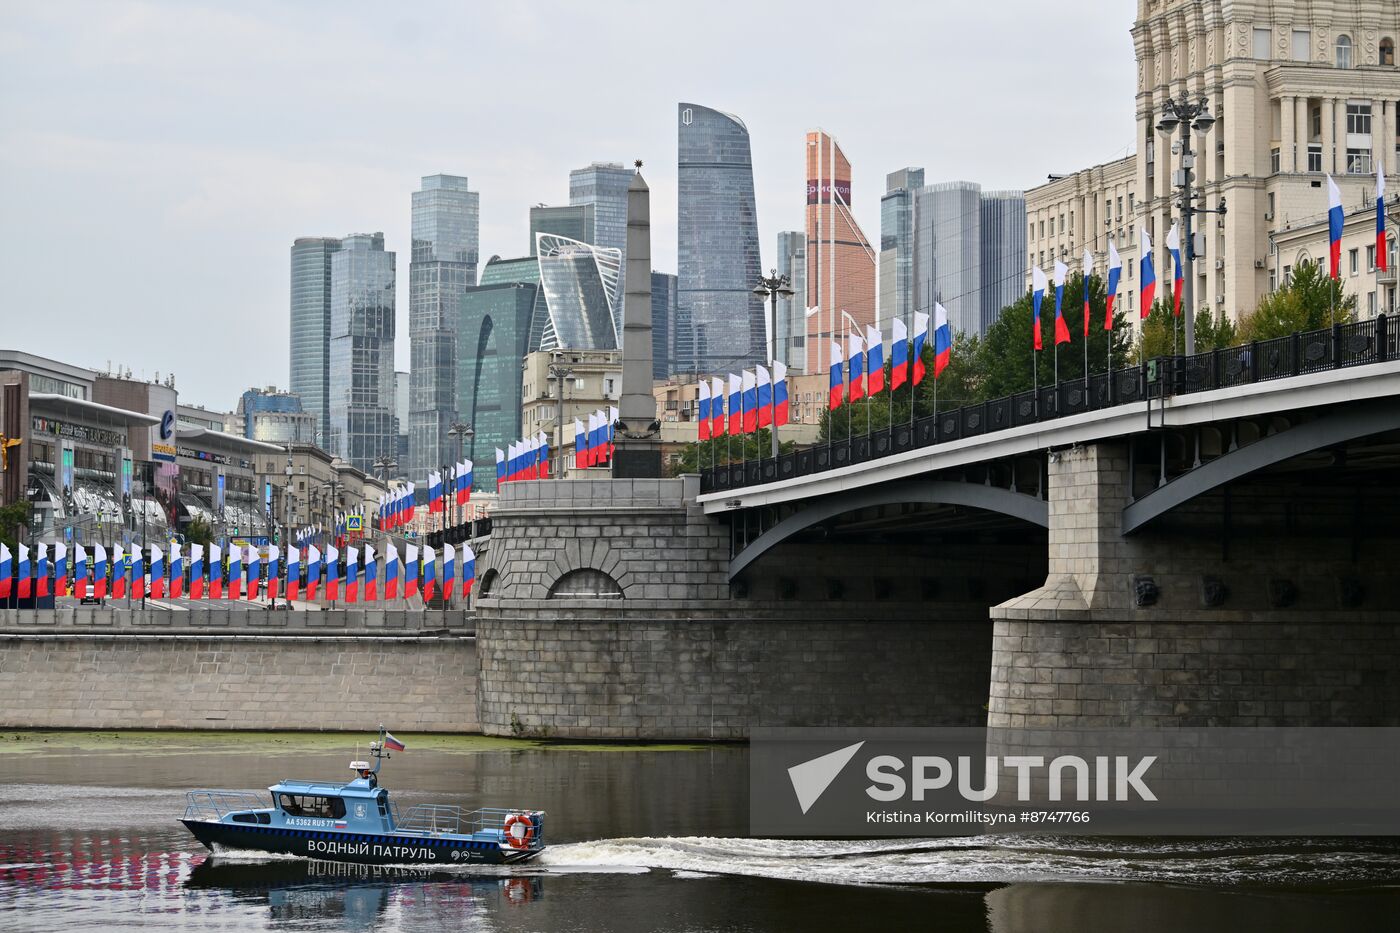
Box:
[990,441,1400,727]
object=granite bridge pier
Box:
[3,337,1399,739]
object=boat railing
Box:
[184,789,268,821]
[394,803,465,835]
[393,804,546,847]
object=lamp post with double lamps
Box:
[447,422,473,538]
[752,270,796,460]
[1155,95,1226,357]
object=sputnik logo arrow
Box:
[788,742,865,814]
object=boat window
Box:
[377,795,388,817]
[231,812,258,823]
[278,794,347,819]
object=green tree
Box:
[668,429,797,475]
[183,515,214,548]
[1240,259,1355,341]
[1135,301,1241,361]
[977,273,1133,398]
[0,501,29,554]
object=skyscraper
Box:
[775,231,807,373]
[529,203,594,252]
[289,236,341,443]
[408,174,479,480]
[677,102,765,376]
[570,162,632,337]
[979,190,1028,333]
[535,233,621,351]
[805,129,876,376]
[457,281,538,491]
[917,181,983,339]
[650,271,677,379]
[879,167,924,330]
[328,232,396,473]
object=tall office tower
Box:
[650,271,677,379]
[916,181,982,338]
[394,370,410,469]
[805,129,876,376]
[978,190,1027,333]
[775,231,807,373]
[570,162,632,336]
[328,232,396,473]
[879,167,925,329]
[479,255,547,352]
[457,281,539,491]
[529,203,595,252]
[289,236,341,443]
[677,102,765,376]
[408,174,478,480]
[535,233,622,350]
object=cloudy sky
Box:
[0,1,1137,408]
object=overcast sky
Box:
[0,0,1137,408]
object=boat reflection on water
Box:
[185,857,543,928]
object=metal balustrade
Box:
[699,316,1393,494]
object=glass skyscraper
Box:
[529,204,594,252]
[457,282,538,491]
[408,174,479,480]
[328,232,396,473]
[650,271,677,379]
[879,168,924,330]
[570,162,632,336]
[289,236,341,443]
[979,191,1028,333]
[535,233,621,351]
[775,231,807,373]
[804,129,876,376]
[677,102,765,376]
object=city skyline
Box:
[0,2,1136,406]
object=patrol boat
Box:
[180,728,545,866]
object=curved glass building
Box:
[677,102,765,376]
[535,232,621,351]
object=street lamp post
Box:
[447,422,471,537]
[752,270,796,460]
[277,455,292,609]
[1156,95,1226,357]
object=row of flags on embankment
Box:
[0,540,475,604]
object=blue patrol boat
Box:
[180,728,545,866]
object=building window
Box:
[1283,264,1291,284]
[1383,38,1395,66]
[1347,148,1372,174]
[1346,103,1372,135]
[1308,145,1322,173]
[1369,291,1377,316]
[1368,244,1377,271]
[1069,210,1075,232]
[1254,27,1272,60]
[1269,268,1277,292]
[1271,147,1280,174]
[1311,107,1321,138]
[1350,248,1360,275]
[1268,192,1276,215]
[1128,194,1135,214]
[1336,35,1352,69]
[1291,29,1310,62]
[1116,197,1124,218]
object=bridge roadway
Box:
[697,357,1400,514]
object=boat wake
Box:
[535,836,1400,888]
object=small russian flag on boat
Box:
[384,733,406,752]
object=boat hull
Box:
[181,819,541,866]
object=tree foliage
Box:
[184,515,214,548]
[1135,301,1240,361]
[1240,259,1355,341]
[0,501,29,554]
[668,429,797,475]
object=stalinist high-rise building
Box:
[805,129,876,376]
[1026,0,1400,327]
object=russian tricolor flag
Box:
[169,543,184,599]
[912,311,929,385]
[1327,174,1345,280]
[1165,222,1184,316]
[384,542,399,600]
[846,331,865,402]
[323,546,339,601]
[865,325,884,395]
[147,543,164,600]
[1140,228,1156,316]
[442,544,455,601]
[828,339,844,409]
[364,544,376,601]
[18,543,31,599]
[1,543,14,600]
[773,361,789,426]
[697,381,711,440]
[755,365,772,429]
[228,546,242,600]
[93,544,108,599]
[35,543,48,598]
[710,377,726,438]
[890,318,908,390]
[189,544,205,600]
[727,374,742,435]
[1105,242,1122,330]
[1053,260,1071,345]
[933,302,952,378]
[207,544,221,599]
[1082,249,1094,337]
[404,544,419,599]
[265,545,280,602]
[129,546,143,600]
[422,545,436,602]
[74,544,88,599]
[428,471,443,513]
[245,547,261,601]
[496,447,506,485]
[285,545,299,601]
[1378,165,1388,273]
[462,544,476,596]
[344,547,358,603]
[1031,264,1047,351]
[574,420,588,469]
[458,459,473,503]
[52,543,66,597]
[110,545,123,599]
[741,371,757,433]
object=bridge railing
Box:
[700,315,1391,494]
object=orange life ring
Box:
[503,813,534,849]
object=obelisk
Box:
[613,162,663,478]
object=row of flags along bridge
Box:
[0,540,475,604]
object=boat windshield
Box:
[278,793,346,819]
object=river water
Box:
[1,732,1397,932]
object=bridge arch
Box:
[727,479,1048,581]
[1122,400,1400,534]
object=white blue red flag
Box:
[1327,174,1344,279]
[1378,164,1388,273]
[697,380,711,440]
[1165,222,1183,316]
[710,377,726,437]
[846,331,865,402]
[1031,265,1047,351]
[933,302,952,378]
[1105,242,1122,330]
[890,318,908,390]
[1139,228,1156,316]
[865,325,884,395]
[772,361,789,426]
[1053,260,1071,345]
[1082,249,1094,337]
[912,311,929,384]
[755,365,772,428]
[384,732,406,752]
[828,339,844,409]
